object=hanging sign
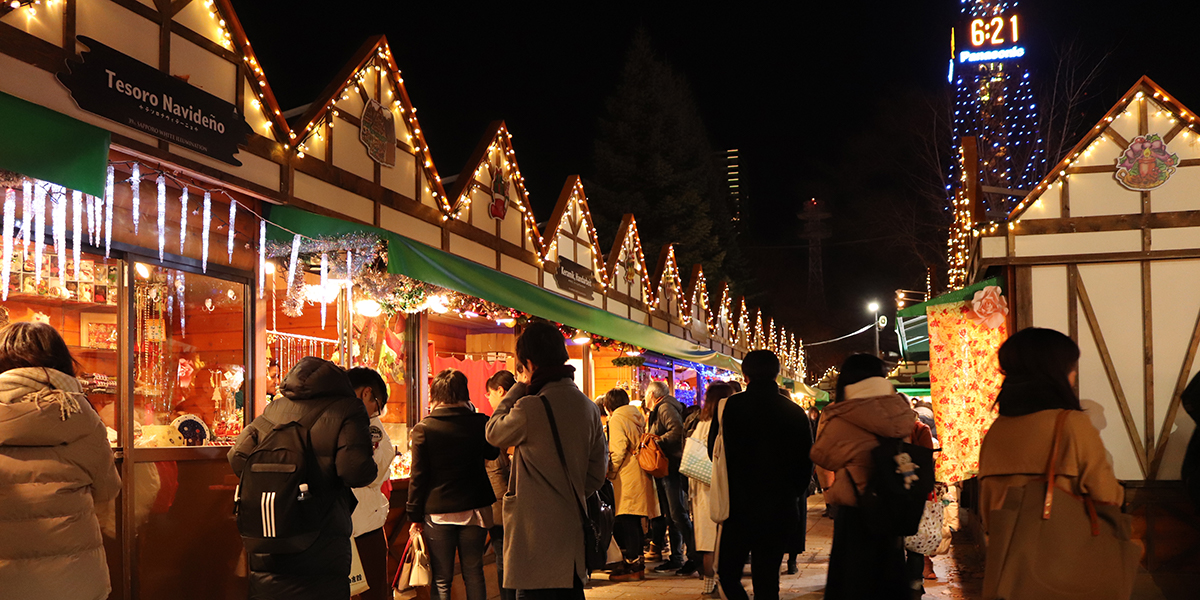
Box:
[1115,134,1179,191]
[488,164,508,220]
[359,99,396,167]
[554,257,595,299]
[56,37,251,166]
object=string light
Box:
[130,163,140,235]
[71,190,81,281]
[201,191,211,272]
[319,252,327,330]
[179,186,188,254]
[20,179,30,256]
[2,187,13,301]
[286,233,301,298]
[104,167,113,258]
[53,184,66,280]
[86,191,96,246]
[33,181,45,282]
[258,219,266,299]
[227,198,236,264]
[156,174,166,260]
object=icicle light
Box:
[178,272,186,338]
[156,175,166,261]
[257,219,266,299]
[33,182,45,282]
[286,233,301,298]
[20,179,31,256]
[345,250,352,319]
[227,200,236,264]
[320,252,328,330]
[104,167,114,258]
[2,188,13,301]
[179,187,188,254]
[53,186,66,280]
[131,164,140,236]
[85,192,95,246]
[71,191,81,281]
[201,192,211,272]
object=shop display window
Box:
[1,249,124,445]
[132,263,247,446]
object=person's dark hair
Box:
[600,388,630,414]
[741,350,780,382]
[430,369,471,407]
[834,353,887,402]
[995,327,1082,416]
[515,320,569,369]
[700,382,734,421]
[0,322,78,377]
[486,370,516,393]
[347,367,387,406]
[729,380,743,393]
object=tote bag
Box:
[679,436,713,485]
[982,410,1140,600]
[348,536,369,596]
[709,397,730,523]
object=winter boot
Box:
[611,557,646,582]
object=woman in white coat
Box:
[600,388,658,581]
[688,382,733,596]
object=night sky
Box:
[230,0,1200,371]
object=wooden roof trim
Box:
[604,214,653,302]
[216,0,290,143]
[541,176,609,284]
[685,263,709,323]
[1008,76,1200,223]
[445,121,543,251]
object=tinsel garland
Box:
[612,356,646,367]
[0,169,22,189]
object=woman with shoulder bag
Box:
[688,382,733,596]
[978,328,1135,600]
[600,388,658,581]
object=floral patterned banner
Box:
[928,286,1008,483]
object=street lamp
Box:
[867,301,880,357]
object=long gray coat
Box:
[486,379,608,590]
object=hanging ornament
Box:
[156,174,166,261]
[86,194,96,246]
[33,182,45,283]
[320,252,328,330]
[227,200,236,264]
[179,186,188,254]
[201,192,211,272]
[345,250,353,318]
[53,186,66,280]
[178,272,186,338]
[20,179,31,256]
[71,191,81,281]
[258,219,266,299]
[2,187,13,301]
[286,233,301,299]
[130,164,140,236]
[104,166,114,258]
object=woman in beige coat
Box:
[600,388,658,581]
[0,322,121,600]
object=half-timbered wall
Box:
[540,177,606,309]
[605,214,652,324]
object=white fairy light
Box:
[131,164,140,235]
[179,187,189,254]
[201,192,211,272]
[2,188,13,300]
[104,167,114,258]
[257,219,266,299]
[33,182,45,282]
[156,175,166,260]
[71,191,81,281]
[345,250,352,318]
[53,186,66,280]
[286,233,301,297]
[320,252,328,329]
[227,200,237,263]
[178,272,186,338]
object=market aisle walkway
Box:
[585,497,985,600]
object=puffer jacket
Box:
[229,357,376,600]
[0,367,121,600]
[810,377,915,506]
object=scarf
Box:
[0,367,85,420]
[527,363,576,395]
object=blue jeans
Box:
[655,471,697,564]
[424,521,489,600]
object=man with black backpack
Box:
[229,357,377,600]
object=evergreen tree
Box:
[588,29,744,293]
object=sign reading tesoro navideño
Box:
[56,37,252,166]
[359,99,396,167]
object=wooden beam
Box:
[62,0,76,51]
[1015,266,1032,331]
[1061,176,1071,218]
[1065,165,1116,175]
[980,247,1200,267]
[1165,120,1188,144]
[109,0,162,24]
[1148,304,1200,478]
[0,21,64,70]
[1075,265,1149,477]
[1139,93,1149,136]
[1104,128,1131,151]
[1013,211,1200,235]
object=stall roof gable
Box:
[290,35,449,212]
[604,214,654,303]
[685,264,711,326]
[1008,76,1199,223]
[214,0,291,144]
[543,176,609,282]
[445,121,542,250]
[651,244,684,308]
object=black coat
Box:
[407,406,500,522]
[647,395,686,470]
[229,357,377,600]
[1182,373,1200,510]
[709,381,813,528]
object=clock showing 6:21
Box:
[955,13,1025,64]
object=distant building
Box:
[723,149,746,233]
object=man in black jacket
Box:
[709,350,812,600]
[229,357,377,600]
[645,380,699,575]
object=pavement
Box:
[585,497,986,600]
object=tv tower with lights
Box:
[947,0,1043,288]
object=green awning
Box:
[267,205,740,372]
[0,91,110,196]
[897,277,1005,318]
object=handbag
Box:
[540,396,615,571]
[982,410,1140,600]
[709,396,730,523]
[636,433,670,478]
[348,535,369,596]
[393,531,431,591]
[679,435,713,485]
[903,500,944,555]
